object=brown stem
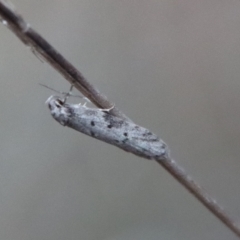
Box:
[157,157,240,237]
[0,1,129,120]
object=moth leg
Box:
[82,102,87,108]
[63,85,74,103]
[99,105,114,112]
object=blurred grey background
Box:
[0,0,240,239]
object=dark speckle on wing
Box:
[142,131,153,137]
[64,105,74,117]
[103,113,125,128]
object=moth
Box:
[46,95,169,161]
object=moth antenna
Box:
[39,83,63,94]
[39,83,90,102]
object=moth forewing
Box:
[47,96,169,161]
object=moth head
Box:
[46,96,71,126]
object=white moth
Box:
[46,96,169,161]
